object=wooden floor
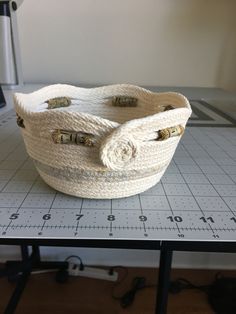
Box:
[0,267,235,314]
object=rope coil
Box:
[14,84,192,198]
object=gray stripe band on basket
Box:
[33,159,170,183]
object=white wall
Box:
[17,0,236,90]
[216,10,236,91]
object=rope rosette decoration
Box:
[100,133,139,170]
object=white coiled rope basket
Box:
[14,84,192,199]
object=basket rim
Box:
[13,83,191,127]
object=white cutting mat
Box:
[0,109,236,241]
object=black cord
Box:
[111,271,228,309]
[65,255,84,270]
[110,266,129,300]
[169,277,210,294]
[169,272,226,295]
[120,277,147,308]
[55,255,84,283]
[111,266,157,309]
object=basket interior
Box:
[16,85,190,125]
[35,97,181,124]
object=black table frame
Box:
[156,241,236,314]
[0,85,6,108]
[0,238,235,314]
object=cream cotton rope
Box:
[14,84,192,199]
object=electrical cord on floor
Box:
[65,255,84,270]
[111,266,156,309]
[110,265,129,303]
[207,273,236,314]
[169,277,209,294]
[170,272,236,314]
[112,271,236,313]
[55,255,84,283]
[119,277,146,308]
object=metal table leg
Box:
[4,267,31,314]
[20,245,29,261]
[0,85,6,108]
[4,245,68,313]
[4,247,37,314]
[155,244,173,314]
[32,245,41,262]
